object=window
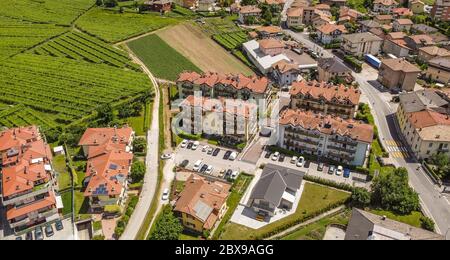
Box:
[426,150,431,155]
[429,143,433,148]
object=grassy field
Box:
[54,155,72,190]
[60,191,73,216]
[369,209,424,228]
[157,23,254,75]
[127,34,202,81]
[76,7,181,43]
[280,210,350,240]
[219,183,351,240]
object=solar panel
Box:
[193,201,213,222]
[109,164,118,170]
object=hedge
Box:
[302,175,360,193]
[177,131,201,141]
[344,55,362,73]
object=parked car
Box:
[311,52,319,59]
[304,160,311,168]
[44,224,54,238]
[279,154,285,162]
[225,169,233,179]
[180,139,188,148]
[219,169,226,178]
[343,168,351,178]
[205,165,214,175]
[271,151,280,161]
[212,148,220,156]
[199,164,208,173]
[296,156,305,167]
[179,160,189,168]
[15,236,22,240]
[193,160,203,171]
[25,231,33,240]
[336,166,344,176]
[160,153,172,160]
[291,156,298,164]
[186,141,194,149]
[55,220,64,231]
[35,226,44,240]
[223,150,232,160]
[264,150,272,159]
[231,171,239,179]
[202,145,210,152]
[207,147,214,155]
[317,162,324,172]
[162,188,170,200]
[191,141,200,150]
[229,152,238,161]
[328,165,336,175]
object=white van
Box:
[192,141,200,150]
[229,152,238,161]
[193,160,203,171]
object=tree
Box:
[149,205,183,240]
[133,137,147,153]
[104,0,118,8]
[371,168,420,215]
[96,104,114,125]
[130,160,145,183]
[428,153,450,180]
[96,0,104,6]
[240,0,258,6]
[262,8,272,24]
[420,216,435,232]
[351,187,371,207]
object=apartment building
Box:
[341,32,384,56]
[431,0,450,22]
[177,71,271,101]
[317,57,352,84]
[373,0,399,14]
[238,5,262,24]
[378,58,421,91]
[425,57,450,85]
[404,34,435,53]
[392,19,413,32]
[0,126,59,231]
[374,14,393,25]
[277,109,374,166]
[289,80,361,119]
[286,7,303,28]
[78,127,134,211]
[316,24,348,45]
[179,95,258,144]
[270,59,301,87]
[383,38,411,58]
[418,46,450,62]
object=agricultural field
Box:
[157,23,254,75]
[0,16,68,59]
[75,7,181,43]
[212,31,248,51]
[0,54,151,127]
[199,16,242,36]
[31,31,140,70]
[127,34,202,81]
[0,0,94,25]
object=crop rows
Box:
[212,32,248,51]
[0,104,57,129]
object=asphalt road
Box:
[286,30,450,236]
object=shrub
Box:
[351,187,372,207]
[420,216,435,232]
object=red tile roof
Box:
[7,191,56,220]
[290,80,361,105]
[408,109,450,129]
[393,7,413,16]
[181,95,258,119]
[239,5,261,14]
[317,23,347,34]
[373,0,398,6]
[0,126,39,152]
[258,38,285,49]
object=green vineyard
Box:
[212,31,249,51]
[32,31,141,71]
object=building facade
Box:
[341,33,383,56]
[317,57,353,84]
[431,0,450,22]
[378,58,421,91]
[425,57,450,85]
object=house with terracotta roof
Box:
[374,14,393,25]
[411,24,438,34]
[255,26,283,39]
[341,32,384,56]
[392,18,413,32]
[321,0,347,7]
[238,5,262,24]
[78,127,134,211]
[270,60,301,86]
[358,20,382,32]
[289,80,361,119]
[373,0,399,14]
[392,7,413,17]
[173,0,196,8]
[383,33,411,58]
[242,39,294,74]
[260,0,286,7]
[142,0,173,12]
[425,57,450,85]
[178,95,258,144]
[286,7,303,28]
[404,34,435,53]
[312,11,332,27]
[409,0,425,14]
[174,174,230,233]
[177,71,271,101]
[0,126,59,231]
[198,0,215,12]
[258,38,285,56]
[338,6,363,24]
[418,46,450,62]
[277,108,374,166]
[316,24,348,44]
[378,58,421,91]
[317,57,353,84]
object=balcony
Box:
[2,187,51,206]
[327,145,356,153]
[330,138,358,147]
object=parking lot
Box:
[257,150,370,188]
[5,218,74,240]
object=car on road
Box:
[193,160,203,171]
[328,165,336,175]
[231,171,239,179]
[296,156,305,167]
[180,139,188,148]
[160,153,172,160]
[179,159,189,168]
[212,148,220,156]
[336,166,343,176]
[223,150,232,160]
[44,224,54,238]
[229,152,238,161]
[162,188,170,200]
[343,168,351,178]
[35,226,44,240]
[279,154,285,162]
[199,164,208,173]
[205,165,214,175]
[225,169,233,179]
[202,145,210,152]
[291,156,298,164]
[186,141,194,149]
[271,151,280,161]
[25,231,33,240]
[191,141,200,150]
[311,52,319,59]
[317,162,324,172]
[264,150,272,158]
[55,220,64,231]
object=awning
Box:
[55,195,64,209]
[281,191,295,203]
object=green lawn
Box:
[280,210,350,240]
[126,101,152,136]
[93,221,103,232]
[179,233,202,240]
[74,189,91,220]
[60,191,73,216]
[127,34,202,81]
[76,7,182,43]
[369,209,424,228]
[219,183,351,240]
[54,155,72,190]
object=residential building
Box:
[179,95,258,143]
[374,14,393,25]
[345,208,444,240]
[418,46,450,62]
[177,71,271,101]
[174,174,230,233]
[404,34,435,52]
[78,127,134,211]
[341,32,384,56]
[358,20,382,32]
[383,38,411,58]
[255,26,283,38]
[260,0,286,7]
[287,7,303,28]
[429,32,450,46]
[314,3,332,14]
[373,0,399,14]
[238,5,262,24]
[247,164,304,217]
[369,28,387,40]
[278,109,374,166]
[409,0,425,14]
[317,57,352,83]
[242,39,292,74]
[289,80,361,119]
[0,126,59,231]
[321,0,347,7]
[312,12,332,27]
[198,0,215,11]
[392,7,413,17]
[425,57,450,85]
[142,0,173,12]
[173,0,196,8]
[411,24,438,34]
[392,18,413,32]
[385,31,406,41]
[259,38,285,56]
[378,58,421,91]
[271,60,301,87]
[338,7,363,24]
[431,0,450,22]
[316,24,348,44]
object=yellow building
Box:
[409,0,425,14]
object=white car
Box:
[336,165,344,176]
[202,145,210,152]
[193,160,203,171]
[205,165,214,175]
[192,141,200,150]
[229,152,238,161]
[290,156,298,164]
[162,188,169,200]
[231,171,239,179]
[296,156,305,167]
[180,139,188,148]
[160,153,172,160]
[271,151,280,161]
